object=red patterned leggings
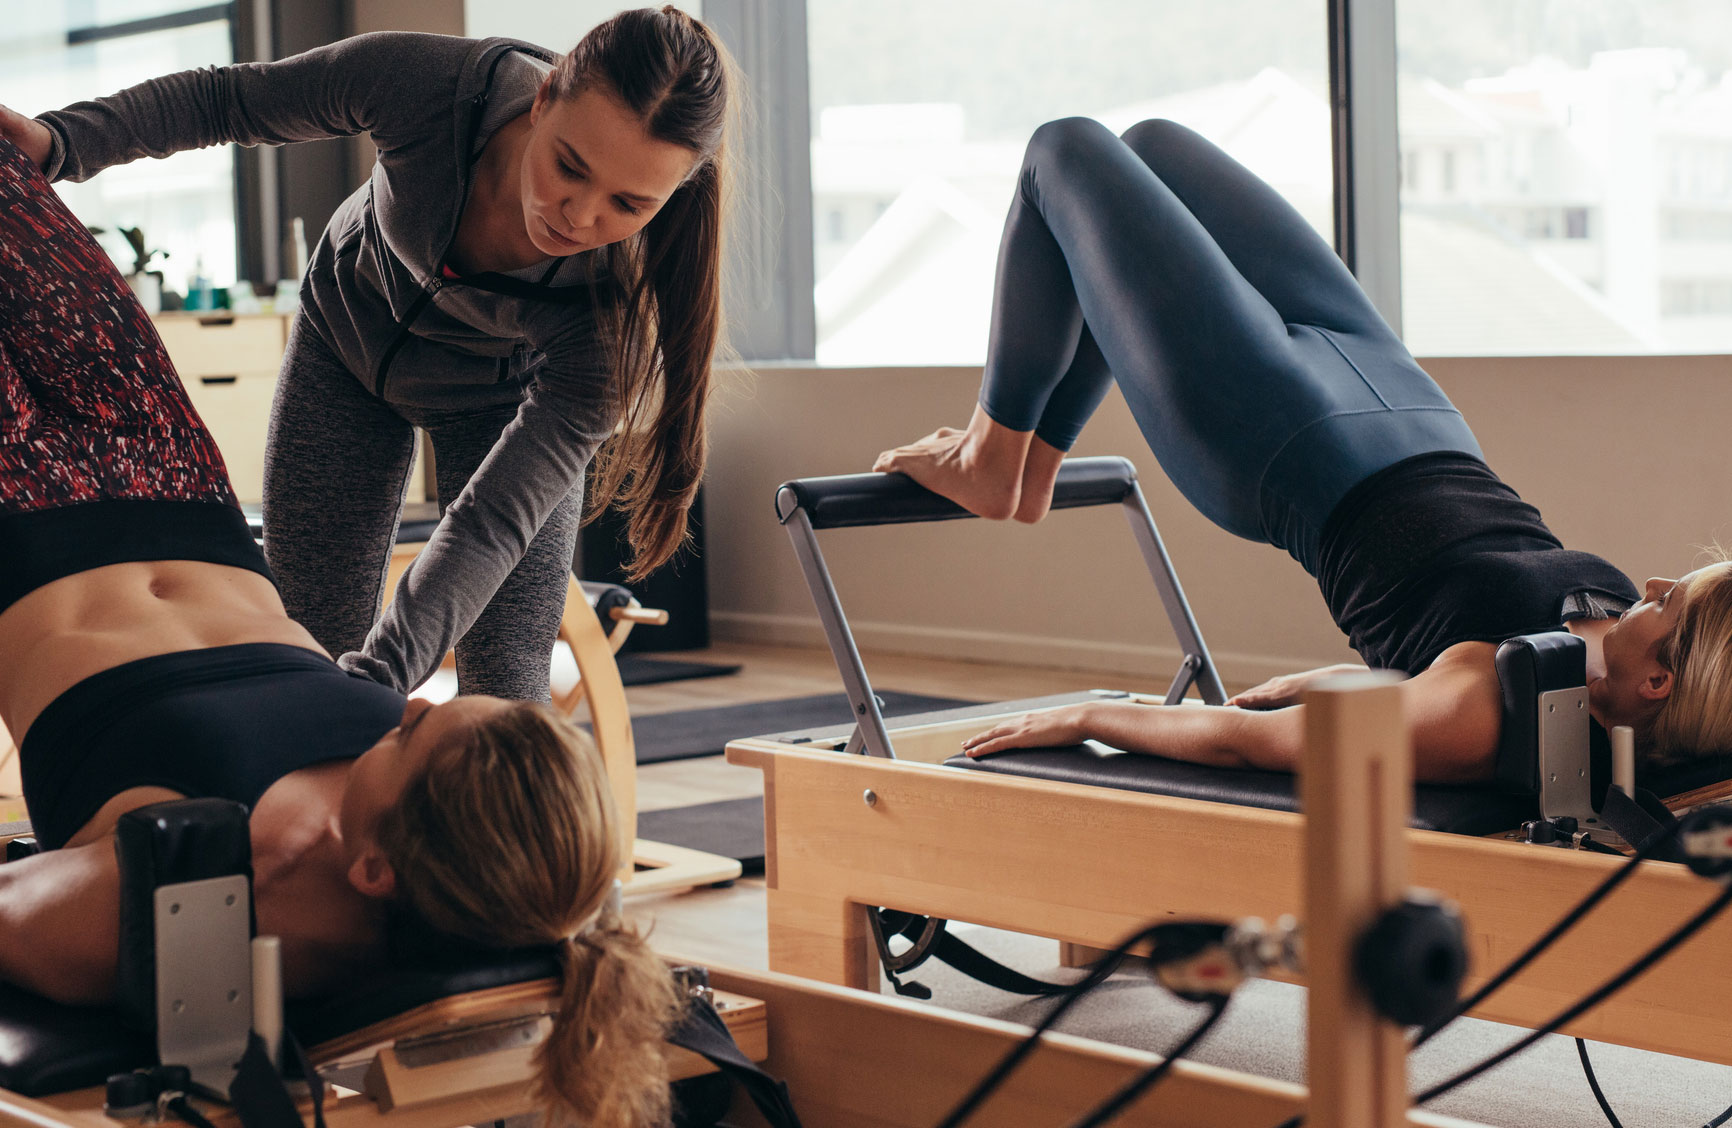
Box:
[0,137,270,612]
[0,137,238,513]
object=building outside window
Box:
[805,0,1329,366]
[0,2,238,300]
[1396,0,1732,355]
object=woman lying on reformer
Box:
[0,139,676,1128]
[873,117,1732,784]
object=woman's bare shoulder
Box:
[1425,640,1500,672]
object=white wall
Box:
[702,355,1732,689]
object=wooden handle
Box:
[610,605,669,626]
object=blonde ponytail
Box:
[538,927,683,1126]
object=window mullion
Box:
[1330,0,1403,336]
[703,0,816,361]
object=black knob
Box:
[103,1072,155,1119]
[1680,807,1732,879]
[1354,895,1468,1027]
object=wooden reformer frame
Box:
[0,681,1503,1128]
[731,459,1732,1069]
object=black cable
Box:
[1415,882,1732,1106]
[1065,996,1230,1128]
[1411,818,1685,1051]
[933,930,1144,1128]
[934,923,1208,1128]
[1705,1099,1732,1128]
[1574,1038,1625,1128]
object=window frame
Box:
[708,0,1402,362]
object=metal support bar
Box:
[1119,488,1228,705]
[779,499,896,757]
[776,468,1224,753]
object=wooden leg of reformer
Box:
[765,887,876,991]
[1302,673,1412,1128]
[1059,942,1112,969]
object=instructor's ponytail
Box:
[552,6,738,579]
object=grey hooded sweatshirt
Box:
[38,32,622,693]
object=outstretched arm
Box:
[962,645,1502,784]
[962,699,1306,771]
[33,32,478,182]
[0,840,119,1004]
[1228,663,1368,710]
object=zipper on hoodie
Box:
[370,42,591,401]
[371,45,518,399]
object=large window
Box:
[806,1,1329,365]
[1396,1,1732,355]
[0,3,237,296]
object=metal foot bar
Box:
[774,456,1225,759]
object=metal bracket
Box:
[153,875,254,1098]
[1534,687,1626,848]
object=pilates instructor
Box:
[0,6,732,701]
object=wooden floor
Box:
[619,640,1233,970]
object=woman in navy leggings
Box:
[876,118,1732,782]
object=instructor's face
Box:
[519,83,697,258]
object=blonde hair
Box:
[1646,557,1732,768]
[551,6,740,581]
[374,702,681,1127]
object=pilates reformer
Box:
[726,456,1732,1067]
[0,679,1536,1128]
[239,504,741,897]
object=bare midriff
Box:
[0,560,327,746]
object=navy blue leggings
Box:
[981,118,1481,573]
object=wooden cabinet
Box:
[153,312,288,504]
[151,312,424,504]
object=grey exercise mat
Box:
[630,690,977,764]
[614,654,742,686]
[637,797,766,875]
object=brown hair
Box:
[1645,559,1732,768]
[375,703,681,1127]
[552,6,736,580]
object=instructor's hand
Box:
[0,105,52,172]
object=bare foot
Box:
[1012,436,1066,523]
[873,404,1032,520]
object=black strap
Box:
[668,997,803,1128]
[1598,787,1687,862]
[876,910,1074,999]
[227,1030,327,1128]
[228,1034,305,1128]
